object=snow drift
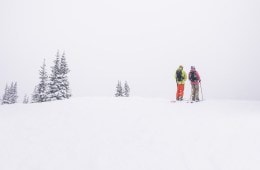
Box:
[0,97,260,170]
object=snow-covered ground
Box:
[0,97,260,170]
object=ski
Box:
[187,100,203,103]
[171,99,203,103]
[170,99,189,103]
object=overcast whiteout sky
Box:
[0,0,260,100]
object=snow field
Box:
[0,97,260,170]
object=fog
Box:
[1,0,260,100]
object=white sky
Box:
[0,0,260,100]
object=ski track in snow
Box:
[0,97,260,170]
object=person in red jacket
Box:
[175,65,187,101]
[188,66,201,102]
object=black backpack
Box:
[176,70,183,81]
[189,71,197,82]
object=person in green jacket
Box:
[175,65,187,101]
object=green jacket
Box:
[175,69,187,84]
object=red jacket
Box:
[188,68,201,85]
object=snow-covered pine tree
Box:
[31,86,39,103]
[10,82,18,104]
[2,84,10,104]
[123,81,130,97]
[31,59,48,103]
[2,82,18,104]
[23,94,29,104]
[9,82,14,103]
[60,52,71,99]
[115,81,123,97]
[38,59,48,102]
[47,51,63,101]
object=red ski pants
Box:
[176,84,185,100]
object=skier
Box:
[188,66,201,102]
[175,65,187,101]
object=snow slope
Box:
[0,97,260,170]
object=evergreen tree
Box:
[38,59,48,102]
[115,81,123,97]
[2,84,10,104]
[60,52,71,99]
[9,82,14,103]
[123,81,130,97]
[23,94,29,104]
[31,86,39,103]
[2,82,18,104]
[10,82,18,104]
[47,51,63,101]
[31,59,48,103]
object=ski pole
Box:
[189,84,192,102]
[199,81,204,101]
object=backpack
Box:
[176,70,183,81]
[189,71,197,82]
